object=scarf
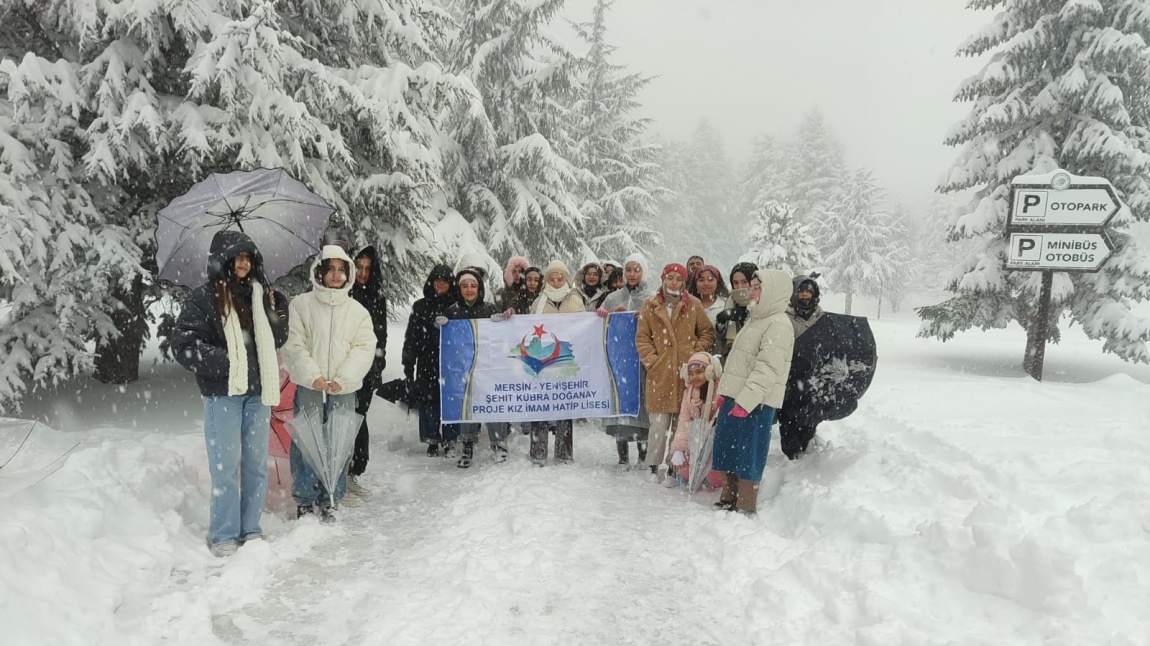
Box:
[223,282,280,406]
[533,283,574,314]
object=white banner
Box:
[439,312,641,423]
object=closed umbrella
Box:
[286,406,362,509]
[155,168,334,288]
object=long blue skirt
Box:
[711,398,776,481]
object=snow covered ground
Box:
[3,299,1148,646]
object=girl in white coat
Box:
[282,244,377,520]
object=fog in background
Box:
[559,0,989,213]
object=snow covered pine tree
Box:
[0,0,458,409]
[918,0,1150,365]
[741,201,822,279]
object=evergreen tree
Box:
[815,169,892,315]
[741,201,821,279]
[737,134,791,222]
[568,0,664,261]
[652,118,738,267]
[918,0,1150,365]
[0,0,459,409]
[871,201,915,317]
[440,0,591,264]
[787,106,847,233]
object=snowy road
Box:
[5,315,1149,645]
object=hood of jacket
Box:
[455,267,488,306]
[422,264,456,300]
[749,269,793,320]
[208,229,264,282]
[351,245,384,297]
[503,256,530,288]
[309,244,355,303]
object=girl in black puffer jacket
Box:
[402,265,457,456]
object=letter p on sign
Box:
[1016,234,1041,260]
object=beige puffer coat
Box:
[717,270,795,412]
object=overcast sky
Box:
[558,0,991,212]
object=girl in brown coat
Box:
[635,263,715,481]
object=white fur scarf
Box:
[223,282,281,406]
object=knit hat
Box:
[662,263,688,281]
[543,259,572,286]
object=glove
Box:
[671,450,686,467]
[595,308,609,318]
[434,315,448,328]
[730,404,750,419]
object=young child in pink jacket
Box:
[669,352,725,490]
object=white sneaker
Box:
[347,476,373,500]
[208,541,239,557]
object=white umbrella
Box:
[286,406,362,508]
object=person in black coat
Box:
[442,268,513,468]
[347,245,387,499]
[172,230,288,557]
[402,264,457,457]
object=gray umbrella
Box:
[155,168,334,287]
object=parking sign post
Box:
[1006,170,1120,381]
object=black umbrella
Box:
[778,313,877,427]
[377,378,418,410]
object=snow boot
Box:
[734,479,760,515]
[457,442,474,469]
[493,443,508,463]
[616,441,629,466]
[347,475,373,500]
[443,442,458,459]
[636,442,648,463]
[427,443,439,457]
[296,504,316,519]
[712,499,736,511]
[319,505,337,523]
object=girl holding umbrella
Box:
[282,244,377,520]
[172,230,289,557]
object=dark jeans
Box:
[779,419,818,460]
[530,420,573,462]
[351,386,372,476]
[419,402,460,445]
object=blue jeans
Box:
[290,389,355,507]
[203,395,271,546]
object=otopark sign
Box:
[1006,170,1119,272]
[1005,169,1123,381]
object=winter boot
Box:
[716,473,739,510]
[457,442,474,469]
[427,443,440,457]
[493,443,508,463]
[616,441,629,465]
[319,505,337,523]
[735,479,760,515]
[347,475,373,500]
[443,442,458,459]
[340,493,362,508]
[296,504,316,519]
[636,442,648,464]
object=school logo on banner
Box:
[440,312,641,423]
[510,324,578,378]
